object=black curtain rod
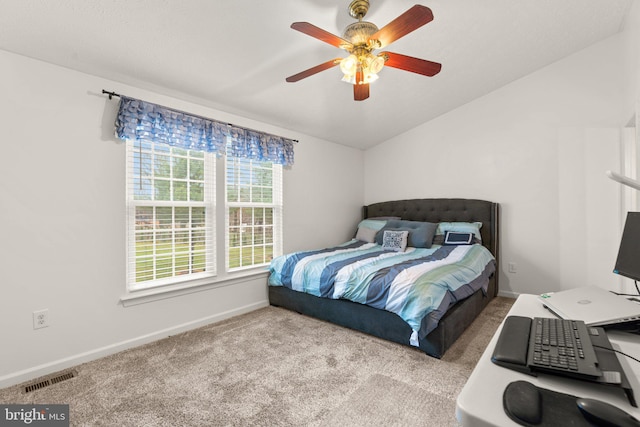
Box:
[101,89,299,143]
[102,89,120,100]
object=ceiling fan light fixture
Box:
[373,55,386,73]
[340,54,358,75]
[363,53,385,75]
[341,74,356,84]
[341,52,384,85]
[364,73,379,83]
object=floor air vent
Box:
[23,370,77,393]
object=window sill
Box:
[119,268,270,307]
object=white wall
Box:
[622,0,640,122]
[0,50,363,387]
[283,134,364,252]
[2,3,639,391]
[365,22,639,298]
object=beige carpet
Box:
[319,374,458,427]
[0,297,514,426]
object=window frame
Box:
[224,156,283,273]
[124,139,283,298]
[125,141,216,292]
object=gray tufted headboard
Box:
[363,198,499,267]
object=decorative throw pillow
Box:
[374,220,437,248]
[355,226,378,243]
[381,230,408,252]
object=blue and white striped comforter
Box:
[268,240,496,346]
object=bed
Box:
[268,198,499,358]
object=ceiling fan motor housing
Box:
[343,21,379,47]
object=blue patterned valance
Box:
[115,96,295,167]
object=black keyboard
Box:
[528,317,600,377]
[493,315,638,407]
[492,316,602,380]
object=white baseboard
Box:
[0,300,269,390]
[497,290,520,299]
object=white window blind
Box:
[225,157,283,271]
[126,140,216,290]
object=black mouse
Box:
[576,398,640,427]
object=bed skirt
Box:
[269,274,496,358]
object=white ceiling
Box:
[0,0,633,149]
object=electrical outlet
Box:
[508,262,517,273]
[33,309,49,329]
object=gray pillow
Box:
[355,226,378,243]
[375,220,437,248]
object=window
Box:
[226,157,283,271]
[126,140,282,292]
[126,140,216,290]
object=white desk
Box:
[456,294,640,426]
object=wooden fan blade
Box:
[382,51,441,77]
[354,83,369,101]
[353,69,369,101]
[291,22,352,49]
[370,5,434,48]
[286,58,342,82]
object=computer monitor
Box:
[614,212,640,282]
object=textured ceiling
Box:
[0,0,633,149]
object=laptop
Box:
[538,287,640,327]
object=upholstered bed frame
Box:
[269,198,499,358]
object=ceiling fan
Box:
[285,0,442,101]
